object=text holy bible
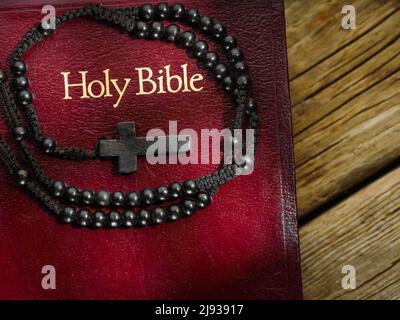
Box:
[0,0,302,299]
[62,64,205,108]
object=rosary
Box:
[0,3,259,229]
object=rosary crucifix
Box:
[99,122,191,174]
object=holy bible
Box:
[0,0,302,299]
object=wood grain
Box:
[286,0,400,299]
[300,166,400,299]
[285,0,400,217]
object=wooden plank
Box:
[295,67,400,217]
[284,0,400,217]
[300,166,400,299]
[286,0,400,299]
[289,4,400,133]
[285,0,399,82]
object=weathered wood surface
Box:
[300,166,400,299]
[285,0,400,217]
[285,0,400,299]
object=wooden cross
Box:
[99,122,191,174]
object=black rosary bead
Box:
[18,90,33,105]
[16,169,29,186]
[93,211,107,228]
[149,22,164,40]
[183,179,197,195]
[246,97,256,115]
[109,211,122,228]
[212,23,226,39]
[236,74,250,89]
[199,15,213,33]
[169,3,185,20]
[13,126,26,141]
[182,199,197,216]
[52,180,65,197]
[152,207,166,224]
[186,8,200,25]
[234,61,248,74]
[179,31,196,48]
[135,21,149,38]
[193,40,208,58]
[197,192,211,208]
[250,113,259,129]
[214,63,228,80]
[41,137,56,154]
[167,204,181,221]
[229,48,243,63]
[81,190,94,205]
[156,185,169,202]
[77,209,91,227]
[127,191,141,207]
[139,4,154,20]
[13,76,29,90]
[204,52,219,69]
[155,3,169,20]
[138,209,151,226]
[142,188,156,205]
[222,76,234,92]
[11,60,26,76]
[65,186,80,203]
[62,207,76,224]
[96,190,110,207]
[123,210,137,227]
[222,35,236,51]
[111,191,125,207]
[0,69,7,83]
[169,182,182,198]
[164,24,180,42]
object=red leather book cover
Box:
[0,0,302,299]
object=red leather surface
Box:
[0,0,302,299]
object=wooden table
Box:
[285,0,400,299]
